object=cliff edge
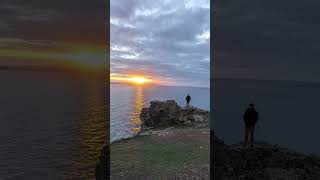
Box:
[211,131,320,179]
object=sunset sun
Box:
[110,74,153,85]
[129,77,151,84]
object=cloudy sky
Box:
[0,0,107,70]
[110,0,210,87]
[215,0,320,82]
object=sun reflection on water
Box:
[130,86,145,134]
[69,79,108,180]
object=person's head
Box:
[249,103,255,109]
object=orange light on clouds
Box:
[111,74,153,85]
[0,38,107,71]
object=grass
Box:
[110,129,209,179]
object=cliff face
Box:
[211,132,320,180]
[140,100,209,131]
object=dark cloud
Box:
[111,0,210,87]
[0,0,108,45]
[0,0,108,68]
[214,0,320,82]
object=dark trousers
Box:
[244,124,255,147]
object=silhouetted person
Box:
[243,103,258,147]
[186,94,191,109]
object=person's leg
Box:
[244,124,249,147]
[250,125,255,147]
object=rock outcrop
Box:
[140,100,209,132]
[211,131,320,179]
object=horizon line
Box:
[110,81,210,88]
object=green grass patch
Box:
[110,134,209,177]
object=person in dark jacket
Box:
[186,94,191,109]
[243,103,258,147]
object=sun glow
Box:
[111,74,153,85]
[129,77,151,84]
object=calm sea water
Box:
[0,70,107,180]
[110,83,210,142]
[213,79,320,154]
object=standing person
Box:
[243,103,258,147]
[186,94,191,109]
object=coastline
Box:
[97,100,320,180]
[97,100,210,179]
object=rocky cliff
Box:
[140,100,209,132]
[211,131,320,179]
[96,100,209,180]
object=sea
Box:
[110,83,210,142]
[213,79,320,155]
[0,70,108,180]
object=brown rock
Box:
[140,100,209,131]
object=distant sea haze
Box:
[214,79,320,154]
[110,83,210,142]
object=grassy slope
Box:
[110,128,209,180]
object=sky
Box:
[110,0,210,87]
[0,0,107,71]
[214,0,320,82]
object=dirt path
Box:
[110,128,210,180]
